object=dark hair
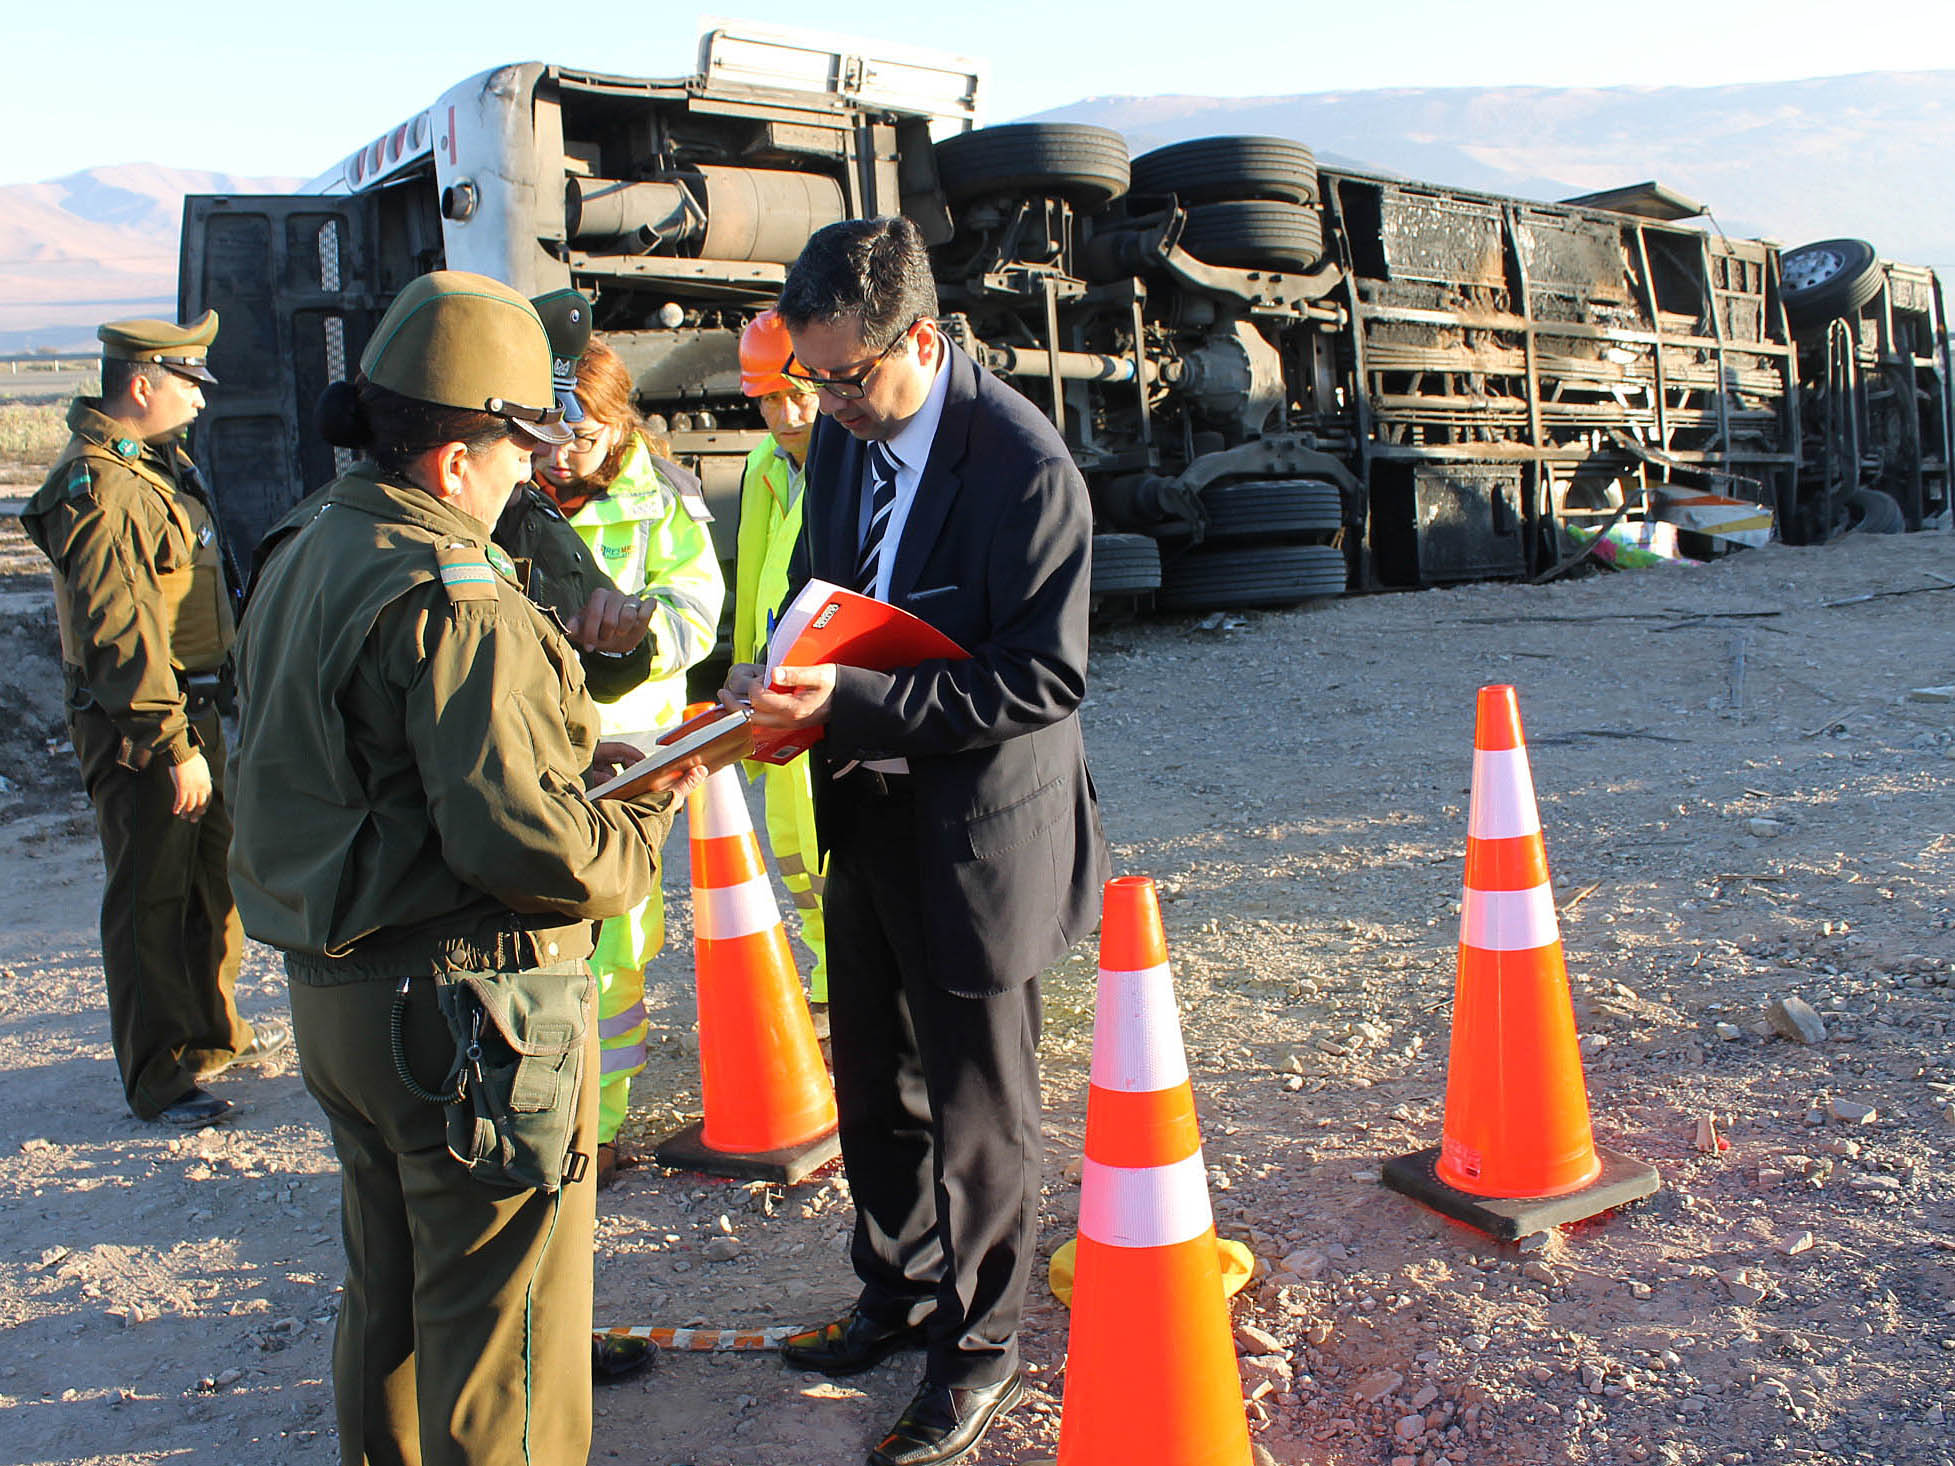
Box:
[315,376,513,474]
[100,358,170,402]
[777,216,938,352]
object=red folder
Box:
[748,579,970,765]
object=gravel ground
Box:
[1,515,1952,1466]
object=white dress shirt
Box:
[856,350,951,774]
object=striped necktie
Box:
[854,440,899,596]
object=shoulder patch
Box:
[484,542,519,582]
[113,438,140,460]
[434,541,501,603]
[64,462,95,500]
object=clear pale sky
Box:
[5,1,1953,186]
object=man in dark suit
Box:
[725,216,1108,1466]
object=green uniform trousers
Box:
[70,700,250,1118]
[289,964,597,1466]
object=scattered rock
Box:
[1395,1413,1423,1441]
[1462,1333,1491,1353]
[1523,1261,1558,1286]
[1828,1098,1876,1125]
[1767,996,1827,1044]
[1779,1230,1816,1256]
[701,1237,742,1263]
[1906,685,1955,703]
[1627,1280,1653,1299]
[1715,1022,1743,1041]
[1516,1230,1550,1253]
[1694,1114,1728,1154]
[1356,1368,1404,1402]
[1279,1248,1327,1282]
[1234,1321,1284,1356]
[1411,1383,1439,1409]
[1748,817,1784,838]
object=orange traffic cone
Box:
[1383,685,1659,1239]
[651,757,839,1183]
[1057,875,1252,1466]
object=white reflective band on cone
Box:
[1078,1151,1213,1249]
[1459,882,1561,951]
[693,875,779,941]
[1089,962,1190,1092]
[1468,747,1542,839]
[693,772,755,839]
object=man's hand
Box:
[564,587,655,654]
[725,662,836,731]
[585,740,645,791]
[170,752,213,820]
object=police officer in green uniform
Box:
[229,271,693,1466]
[20,312,288,1127]
[252,289,658,704]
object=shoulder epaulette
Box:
[434,541,502,603]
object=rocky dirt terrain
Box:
[1,503,1952,1466]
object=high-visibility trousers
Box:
[591,886,661,1145]
[761,758,826,1003]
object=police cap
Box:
[529,287,592,426]
[99,310,220,384]
[360,272,571,445]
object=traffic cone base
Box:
[1384,685,1659,1239]
[654,749,837,1183]
[1381,1143,1660,1243]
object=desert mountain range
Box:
[2,71,1948,352]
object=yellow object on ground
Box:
[1048,1235,1255,1307]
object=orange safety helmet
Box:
[739,309,795,397]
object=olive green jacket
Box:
[255,478,652,704]
[230,465,674,977]
[20,400,236,766]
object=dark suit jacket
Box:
[799,342,1109,996]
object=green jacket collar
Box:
[66,397,163,468]
[325,464,498,546]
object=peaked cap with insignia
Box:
[99,310,220,384]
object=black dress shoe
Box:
[868,1372,1024,1466]
[154,1088,235,1129]
[196,1019,292,1081]
[592,1333,656,1382]
[779,1307,926,1376]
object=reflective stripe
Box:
[599,1002,647,1040]
[1089,962,1189,1092]
[601,1040,647,1076]
[1078,1152,1212,1249]
[1460,881,1560,951]
[789,888,820,912]
[691,773,756,840]
[693,875,779,940]
[1084,1081,1202,1170]
[775,852,809,877]
[1469,747,1540,839]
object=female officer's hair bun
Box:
[314,378,371,449]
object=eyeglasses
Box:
[570,429,605,451]
[781,320,921,401]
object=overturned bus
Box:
[179,25,1953,613]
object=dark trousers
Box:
[289,964,597,1466]
[824,777,1042,1390]
[70,702,249,1117]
